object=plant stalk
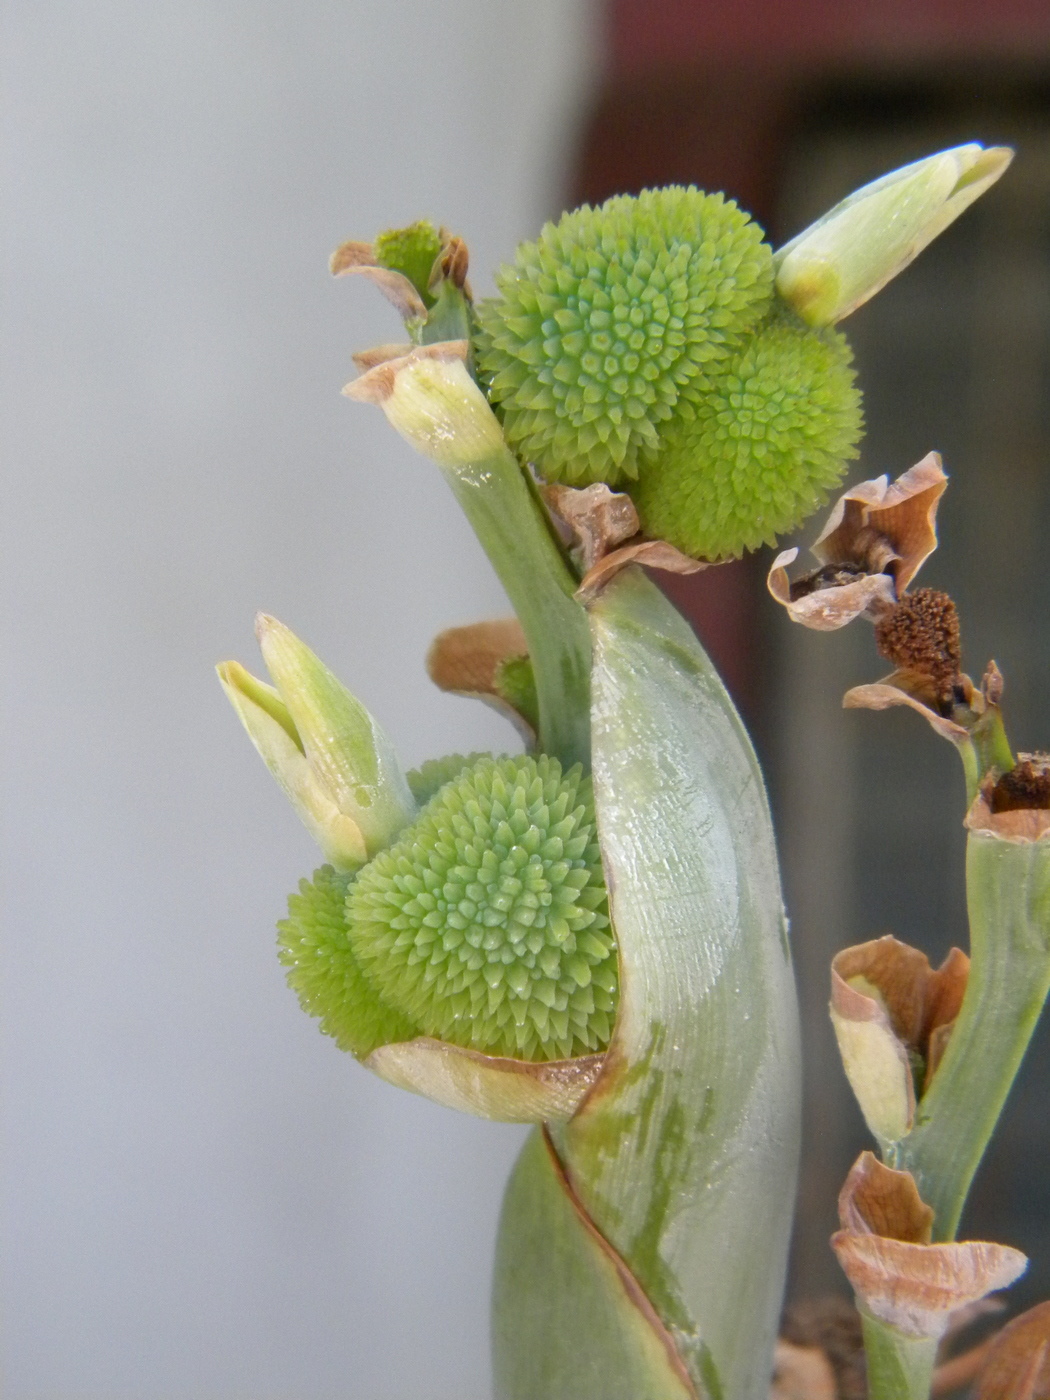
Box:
[896,829,1050,1239]
[861,1314,938,1400]
[432,443,592,770]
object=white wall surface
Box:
[2,4,597,1396]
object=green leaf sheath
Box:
[897,829,1050,1240]
[432,441,592,771]
[860,1315,938,1400]
[492,569,802,1400]
[493,1129,695,1400]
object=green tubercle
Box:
[632,309,863,559]
[347,754,616,1061]
[278,864,419,1058]
[475,186,774,486]
[374,219,443,307]
[406,752,490,807]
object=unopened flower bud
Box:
[775,145,1013,326]
[218,616,417,869]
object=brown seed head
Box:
[874,589,961,704]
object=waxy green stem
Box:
[861,1315,937,1400]
[897,830,1050,1238]
[350,348,592,769]
[435,441,592,769]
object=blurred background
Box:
[5,2,1050,1397]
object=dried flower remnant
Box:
[831,1152,1027,1340]
[965,757,1050,844]
[767,452,947,631]
[830,937,969,1146]
[989,756,1050,815]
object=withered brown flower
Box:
[768,452,946,630]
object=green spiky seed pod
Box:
[347,754,616,1061]
[406,752,489,807]
[632,310,863,560]
[374,220,443,306]
[278,864,420,1058]
[474,187,774,486]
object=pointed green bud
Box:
[775,143,1013,326]
[218,616,417,870]
[344,342,504,467]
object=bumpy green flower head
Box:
[475,187,773,486]
[278,864,419,1058]
[347,753,616,1061]
[632,310,863,560]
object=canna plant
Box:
[217,143,1050,1399]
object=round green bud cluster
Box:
[474,187,773,486]
[632,311,862,559]
[278,864,419,1059]
[347,754,616,1061]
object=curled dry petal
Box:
[844,671,971,746]
[813,452,947,591]
[768,547,895,630]
[830,935,969,1141]
[832,1232,1027,1339]
[425,618,534,744]
[542,482,640,572]
[330,248,428,321]
[351,342,415,372]
[768,454,947,631]
[838,1151,934,1244]
[364,1036,605,1122]
[576,539,710,602]
[973,1300,1050,1400]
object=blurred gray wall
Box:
[2,4,597,1396]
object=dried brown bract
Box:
[831,1152,1027,1339]
[844,658,1011,759]
[768,452,947,631]
[540,481,712,598]
[830,936,969,1143]
[425,618,534,744]
[329,239,429,321]
[542,482,641,573]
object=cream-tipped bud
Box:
[775,144,1013,326]
[344,342,506,467]
[218,619,417,869]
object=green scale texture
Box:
[633,309,863,559]
[347,754,616,1061]
[278,864,419,1059]
[474,187,774,486]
